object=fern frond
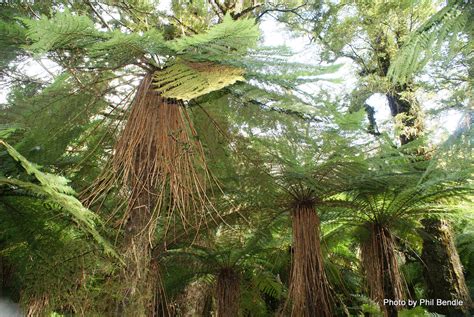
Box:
[22,10,105,53]
[253,270,283,299]
[154,60,245,100]
[0,19,26,45]
[167,13,259,59]
[0,140,118,258]
[0,19,27,66]
[388,0,469,83]
[89,29,170,68]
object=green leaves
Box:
[167,13,259,58]
[22,10,259,65]
[0,140,118,258]
[388,1,470,84]
[0,19,27,67]
[89,29,170,68]
[22,10,105,53]
[21,11,260,100]
[154,59,245,100]
[152,14,259,100]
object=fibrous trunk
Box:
[114,73,209,230]
[289,201,333,317]
[25,294,49,317]
[178,280,212,317]
[216,267,240,317]
[118,198,159,316]
[361,223,404,317]
[421,218,473,316]
[112,73,209,316]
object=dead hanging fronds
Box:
[25,294,49,317]
[113,72,213,237]
[361,223,405,317]
[86,72,217,316]
[287,201,334,317]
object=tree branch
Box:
[256,2,308,22]
[84,0,112,31]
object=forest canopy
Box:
[0,1,472,316]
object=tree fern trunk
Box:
[120,194,160,317]
[178,280,212,317]
[216,267,240,317]
[421,218,473,316]
[361,223,404,317]
[113,74,164,316]
[289,202,333,317]
[111,72,209,316]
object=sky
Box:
[258,14,463,141]
[0,2,463,143]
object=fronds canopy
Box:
[167,13,259,60]
[21,10,259,101]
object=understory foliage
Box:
[0,1,472,317]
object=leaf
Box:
[89,29,170,68]
[22,9,105,53]
[167,13,259,60]
[154,60,245,101]
[0,140,119,259]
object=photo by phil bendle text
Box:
[420,299,465,307]
[383,299,465,307]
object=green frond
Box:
[341,152,473,226]
[399,306,442,317]
[167,13,259,59]
[154,59,245,100]
[89,29,169,68]
[253,270,284,299]
[8,72,110,165]
[0,19,26,46]
[388,0,470,83]
[0,19,27,67]
[22,10,105,53]
[241,49,343,87]
[0,140,118,259]
[0,124,21,139]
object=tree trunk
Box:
[112,72,208,316]
[179,280,212,317]
[421,218,473,316]
[0,255,15,298]
[289,201,333,317]
[386,90,423,146]
[216,267,240,317]
[119,194,160,317]
[113,74,164,316]
[361,223,404,317]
